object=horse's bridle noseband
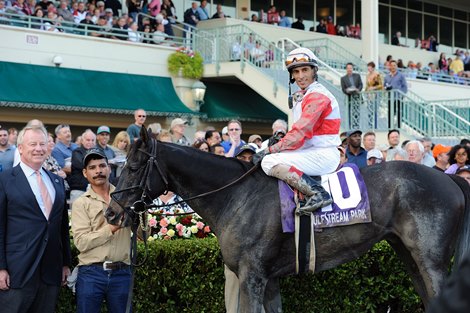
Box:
[110,139,168,215]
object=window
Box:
[408,0,422,11]
[391,8,406,38]
[274,0,293,17]
[439,6,453,18]
[355,0,361,26]
[408,11,422,43]
[379,5,390,43]
[454,21,467,49]
[424,15,438,39]
[317,0,334,22]
[423,3,438,14]
[439,18,452,46]
[296,0,313,20]
[390,0,406,7]
[336,0,354,26]
[250,0,265,13]
[454,10,467,21]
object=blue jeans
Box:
[76,265,132,313]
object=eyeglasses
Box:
[285,53,313,66]
[138,115,146,118]
[229,128,240,131]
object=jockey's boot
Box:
[269,164,332,215]
[295,174,333,215]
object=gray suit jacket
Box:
[341,73,363,97]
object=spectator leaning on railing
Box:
[384,60,407,128]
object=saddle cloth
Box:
[280,163,371,233]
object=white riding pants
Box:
[261,146,340,176]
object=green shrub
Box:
[167,48,204,79]
[57,238,424,313]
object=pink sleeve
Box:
[269,93,332,153]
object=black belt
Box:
[90,261,129,271]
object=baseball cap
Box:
[248,134,262,143]
[222,126,228,135]
[432,144,451,159]
[347,129,362,137]
[170,118,187,129]
[83,148,107,167]
[456,165,470,175]
[235,144,256,157]
[367,149,383,160]
[97,125,110,135]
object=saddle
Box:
[278,164,372,274]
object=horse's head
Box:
[105,126,168,227]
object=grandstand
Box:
[0,0,469,143]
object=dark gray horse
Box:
[105,128,470,313]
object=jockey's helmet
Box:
[285,47,319,72]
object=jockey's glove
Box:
[252,149,269,166]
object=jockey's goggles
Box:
[285,53,315,67]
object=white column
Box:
[361,0,379,66]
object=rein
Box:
[144,163,259,209]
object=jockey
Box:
[253,47,341,215]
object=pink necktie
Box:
[36,170,53,219]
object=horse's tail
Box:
[450,175,470,269]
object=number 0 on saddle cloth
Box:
[280,163,371,232]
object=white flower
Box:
[169,216,177,225]
[190,225,198,234]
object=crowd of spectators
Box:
[338,128,470,186]
[246,5,361,40]
[0,0,179,44]
[380,49,470,83]
[1,113,469,312]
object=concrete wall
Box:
[0,25,175,76]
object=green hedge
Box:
[57,238,424,313]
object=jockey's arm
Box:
[269,92,331,154]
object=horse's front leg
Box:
[238,268,267,313]
[264,278,282,313]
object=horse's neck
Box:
[163,147,252,229]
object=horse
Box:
[105,128,470,313]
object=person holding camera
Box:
[384,60,407,128]
[253,47,341,215]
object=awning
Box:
[0,61,199,117]
[200,81,287,123]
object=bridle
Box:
[110,138,259,217]
[110,138,169,217]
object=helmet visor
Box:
[285,53,314,67]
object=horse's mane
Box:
[131,138,255,174]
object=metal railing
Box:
[296,37,369,73]
[193,24,287,92]
[346,90,469,140]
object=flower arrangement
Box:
[147,209,214,240]
[167,47,204,79]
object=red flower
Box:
[181,216,192,225]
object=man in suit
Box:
[0,125,71,313]
[341,62,363,129]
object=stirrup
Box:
[296,197,333,216]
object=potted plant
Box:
[167,47,204,79]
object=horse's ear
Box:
[140,124,150,144]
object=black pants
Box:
[0,269,60,313]
[388,99,402,128]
